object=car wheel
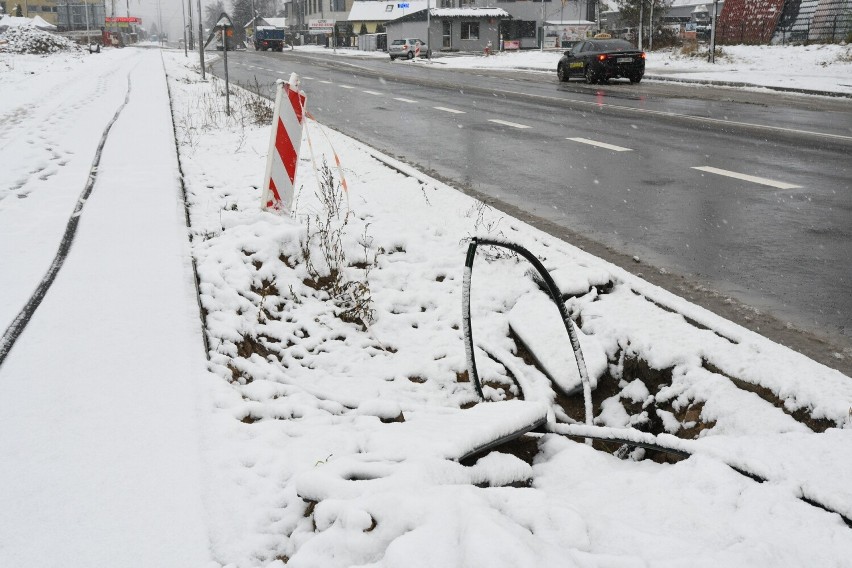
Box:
[584,65,597,84]
[629,74,642,84]
[407,51,414,60]
[390,55,395,61]
[557,65,569,82]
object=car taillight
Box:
[404,44,409,49]
[598,54,607,61]
[641,52,646,59]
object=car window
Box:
[391,40,405,45]
[591,39,634,51]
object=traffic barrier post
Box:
[261,73,306,213]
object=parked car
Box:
[557,39,646,84]
[389,38,430,60]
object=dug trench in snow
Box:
[462,236,852,530]
[0,75,133,370]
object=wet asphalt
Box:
[209,49,852,374]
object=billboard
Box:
[308,19,334,34]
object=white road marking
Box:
[277,71,287,74]
[489,119,531,129]
[567,137,633,152]
[692,166,801,189]
[490,88,851,143]
[340,85,354,89]
[319,80,333,84]
[302,76,316,80]
[363,90,383,95]
[434,106,465,114]
[394,97,417,103]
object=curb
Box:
[509,65,851,98]
[643,74,852,98]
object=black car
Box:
[557,39,646,84]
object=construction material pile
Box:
[0,26,81,54]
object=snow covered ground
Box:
[1,37,851,568]
[296,42,852,95]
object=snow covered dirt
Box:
[1,42,851,567]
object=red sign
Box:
[503,40,520,50]
[105,17,142,23]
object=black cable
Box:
[0,74,133,370]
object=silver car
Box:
[389,38,430,60]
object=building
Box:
[56,2,106,31]
[347,1,428,35]
[385,6,509,51]
[350,0,596,50]
[285,0,358,44]
[2,0,60,25]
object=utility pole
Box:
[649,0,654,51]
[197,0,205,78]
[181,0,188,56]
[426,0,431,61]
[84,0,91,45]
[250,0,257,45]
[638,0,643,50]
[709,0,718,63]
[540,0,544,51]
[187,0,194,49]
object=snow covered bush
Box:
[0,26,81,54]
[299,160,375,329]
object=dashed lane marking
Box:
[319,80,333,84]
[340,85,354,89]
[363,90,383,95]
[692,166,801,189]
[489,119,531,129]
[394,97,417,103]
[434,106,465,114]
[567,137,633,152]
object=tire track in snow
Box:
[0,74,134,369]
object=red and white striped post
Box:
[261,73,306,213]
[414,40,421,58]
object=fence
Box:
[715,13,851,44]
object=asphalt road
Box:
[208,49,852,373]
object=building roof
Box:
[430,8,509,18]
[545,20,597,25]
[244,16,288,29]
[348,1,429,22]
[0,15,57,30]
[263,17,288,28]
[386,7,511,24]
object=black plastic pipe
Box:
[462,237,593,426]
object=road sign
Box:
[398,3,410,7]
[262,74,306,214]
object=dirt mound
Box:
[0,26,81,54]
